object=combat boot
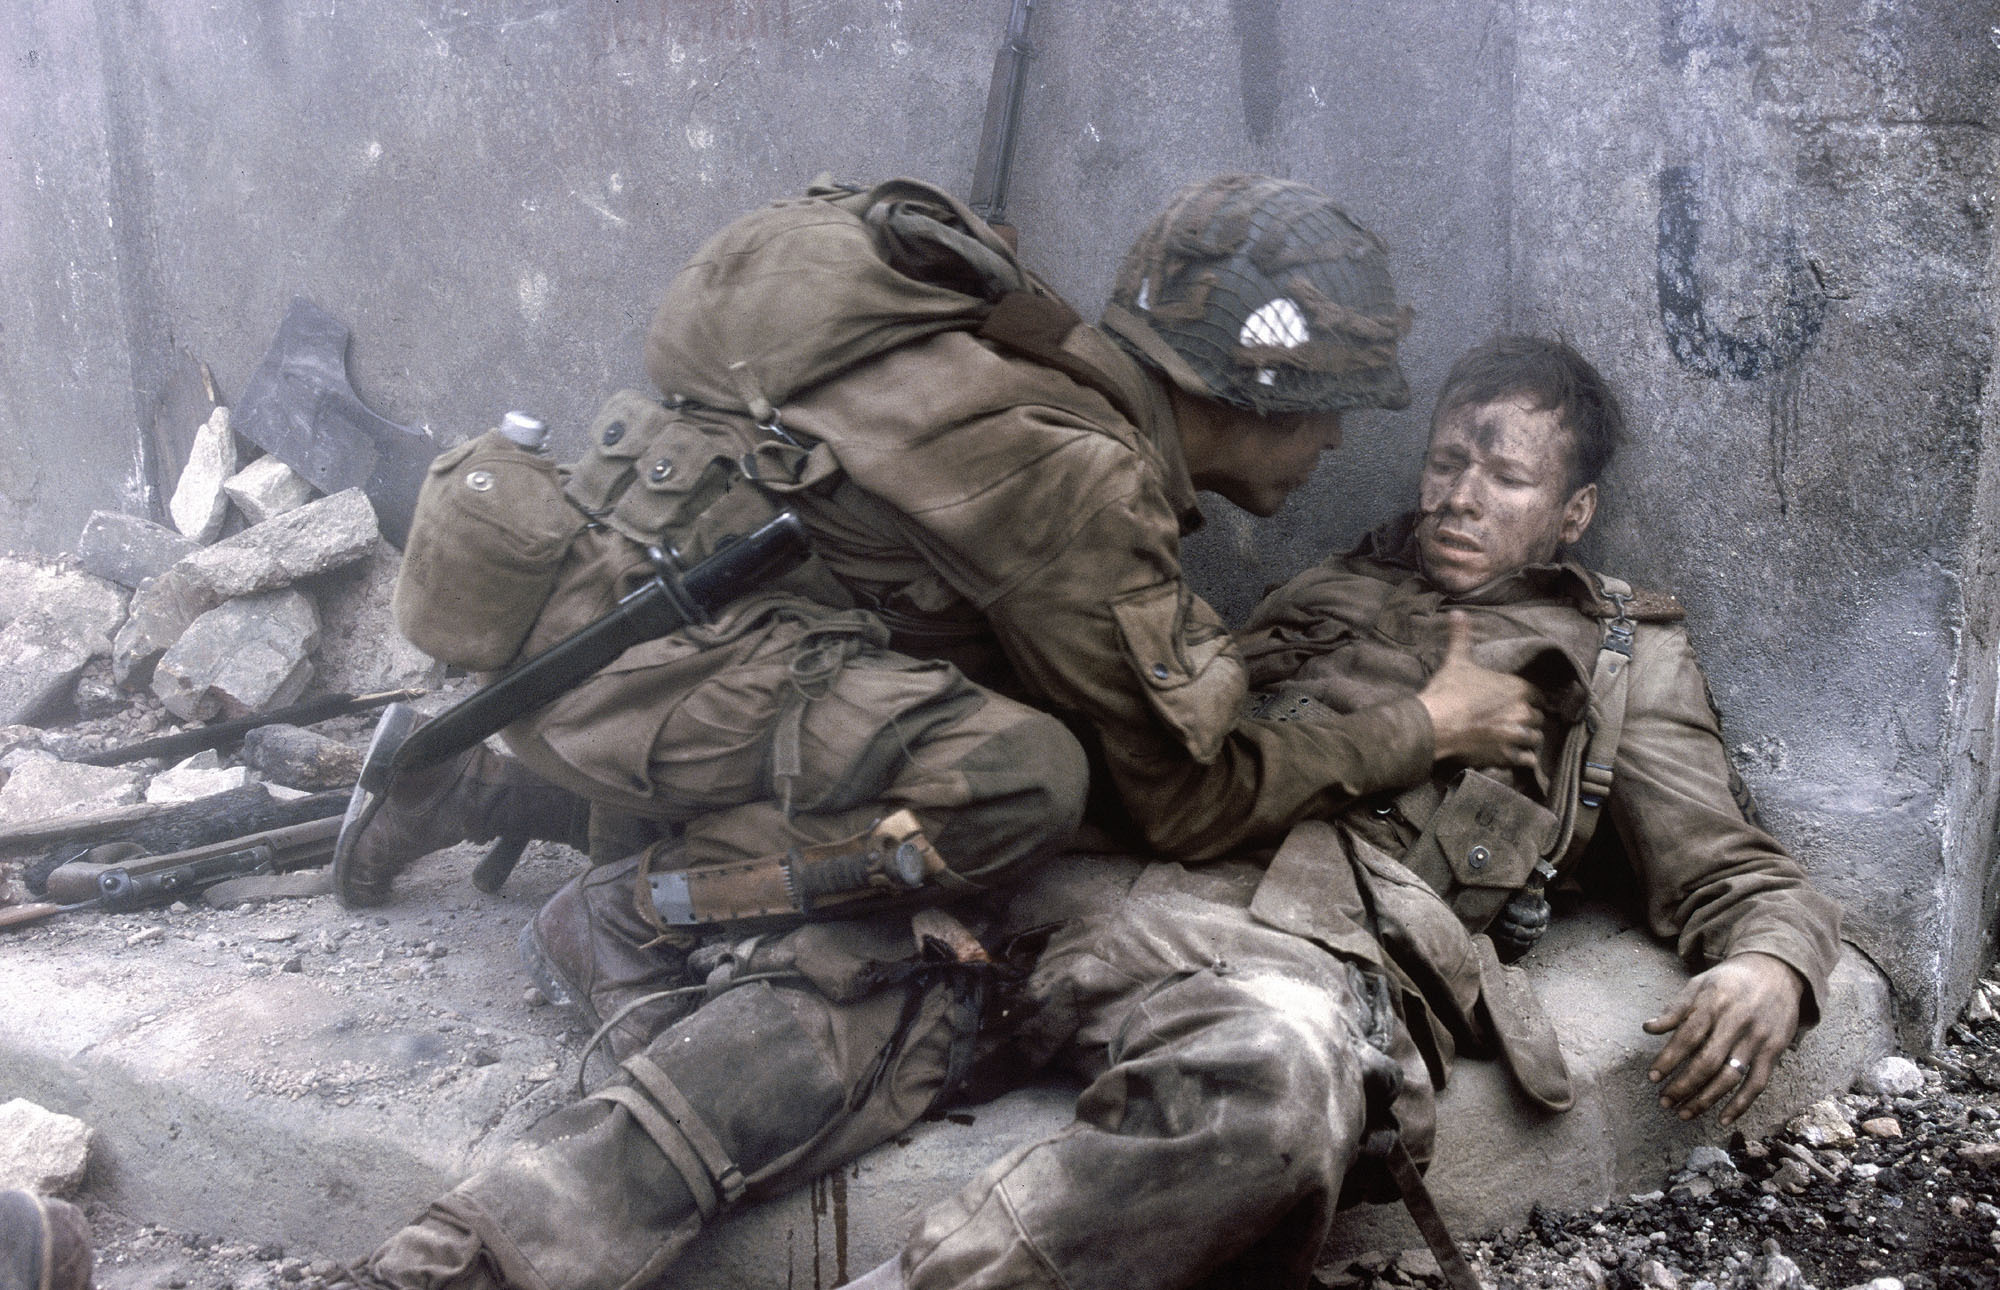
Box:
[333,704,592,908]
[519,854,699,1060]
[0,1191,92,1290]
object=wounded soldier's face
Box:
[1415,395,1597,595]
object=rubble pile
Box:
[0,421,435,849]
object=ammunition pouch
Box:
[565,390,810,567]
[1397,768,1560,937]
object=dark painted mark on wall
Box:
[831,1168,850,1286]
[1655,1,1827,516]
[1654,165,1828,384]
[1230,0,1284,147]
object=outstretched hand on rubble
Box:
[1643,949,1806,1126]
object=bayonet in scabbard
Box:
[390,510,810,776]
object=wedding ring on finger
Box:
[1726,1056,1745,1072]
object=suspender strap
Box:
[588,1086,722,1220]
[1382,1138,1488,1290]
[623,1053,747,1205]
[1569,575,1637,857]
[587,1053,746,1220]
[1349,963,1487,1290]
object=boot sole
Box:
[331,703,420,908]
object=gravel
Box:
[1318,992,2000,1289]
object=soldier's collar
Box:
[1352,513,1602,607]
[1143,369,1205,535]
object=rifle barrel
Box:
[968,0,1036,226]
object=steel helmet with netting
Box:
[1101,175,1413,415]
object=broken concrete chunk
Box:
[0,554,129,636]
[0,564,132,727]
[225,455,316,524]
[112,568,222,687]
[114,488,379,684]
[73,662,126,720]
[151,589,321,722]
[1853,1054,1925,1098]
[0,744,49,772]
[76,511,203,589]
[240,723,364,790]
[307,543,437,694]
[0,726,44,761]
[0,754,144,828]
[145,763,255,804]
[0,613,104,726]
[1959,1139,2000,1168]
[0,572,127,726]
[0,1099,94,1195]
[170,405,238,541]
[183,487,381,598]
[1683,1145,1733,1174]
[1786,1096,1858,1147]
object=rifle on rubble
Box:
[72,687,422,767]
[0,816,340,930]
[966,0,1037,243]
[0,784,347,858]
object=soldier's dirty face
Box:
[1416,396,1597,594]
[1186,404,1345,517]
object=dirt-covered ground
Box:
[40,973,2000,1290]
[5,681,1997,1290]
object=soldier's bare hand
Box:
[1418,612,1543,770]
[1642,952,1805,1126]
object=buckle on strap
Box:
[589,1053,747,1220]
[1579,758,1616,807]
[1601,589,1636,657]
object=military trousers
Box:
[898,870,1384,1290]
[353,865,1393,1290]
[500,582,1088,890]
[355,912,978,1290]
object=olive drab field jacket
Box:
[1234,516,1843,1105]
[541,177,1442,860]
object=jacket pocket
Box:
[1426,768,1559,891]
[1109,581,1247,764]
[565,389,671,517]
[1398,767,1558,935]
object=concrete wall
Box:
[1506,0,1998,1043]
[1,0,1993,1039]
